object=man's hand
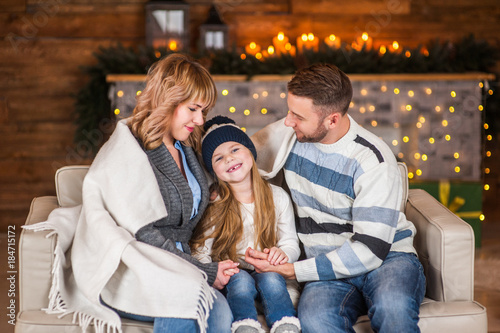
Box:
[244,247,296,280]
[213,260,239,290]
[264,247,289,265]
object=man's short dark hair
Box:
[287,63,353,117]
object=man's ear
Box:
[325,112,341,129]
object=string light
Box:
[244,109,250,116]
[222,89,229,96]
[229,106,236,113]
[261,108,268,114]
[117,90,124,97]
[484,184,490,191]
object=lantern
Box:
[145,0,189,51]
[199,5,228,51]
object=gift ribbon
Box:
[439,180,482,219]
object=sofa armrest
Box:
[406,189,474,302]
[19,196,59,312]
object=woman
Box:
[30,54,238,333]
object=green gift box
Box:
[409,180,483,247]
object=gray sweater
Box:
[135,141,218,286]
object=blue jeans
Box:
[298,252,426,333]
[224,269,296,328]
[108,289,232,333]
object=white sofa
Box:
[16,163,487,332]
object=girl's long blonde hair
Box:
[191,157,277,262]
[128,53,217,152]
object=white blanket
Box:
[25,121,214,333]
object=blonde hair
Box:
[190,157,277,262]
[128,53,217,152]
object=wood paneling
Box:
[0,0,499,230]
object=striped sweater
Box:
[251,116,416,282]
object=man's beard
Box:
[296,120,328,143]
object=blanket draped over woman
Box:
[25,120,215,333]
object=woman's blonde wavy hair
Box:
[128,53,217,152]
[190,156,277,263]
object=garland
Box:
[74,34,498,154]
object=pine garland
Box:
[74,34,498,154]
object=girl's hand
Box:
[264,247,289,266]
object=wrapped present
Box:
[409,180,483,247]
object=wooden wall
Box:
[1,0,499,231]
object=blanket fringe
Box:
[196,272,216,333]
[23,223,122,333]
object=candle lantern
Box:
[145,0,190,51]
[199,5,228,51]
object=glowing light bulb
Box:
[117,90,124,97]
[222,89,229,96]
[403,136,409,143]
[261,108,268,114]
[229,106,236,113]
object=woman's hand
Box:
[264,247,289,265]
[213,260,239,290]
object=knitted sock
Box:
[232,318,265,333]
[270,316,301,333]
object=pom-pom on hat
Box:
[202,115,257,175]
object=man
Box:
[246,63,426,333]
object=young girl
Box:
[191,116,301,333]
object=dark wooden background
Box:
[1,0,499,231]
